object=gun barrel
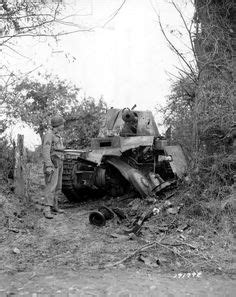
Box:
[122,109,136,122]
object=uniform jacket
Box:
[43,129,65,168]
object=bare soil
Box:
[0,162,235,296]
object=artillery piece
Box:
[62,107,187,201]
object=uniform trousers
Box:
[44,158,63,208]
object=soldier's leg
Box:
[44,166,59,218]
[53,160,64,213]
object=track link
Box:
[62,157,78,202]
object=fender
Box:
[105,156,152,198]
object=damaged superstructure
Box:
[62,107,188,201]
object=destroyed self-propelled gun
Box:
[62,106,187,201]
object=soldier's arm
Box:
[42,132,54,168]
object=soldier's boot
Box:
[43,206,54,219]
[52,199,65,214]
[52,207,65,214]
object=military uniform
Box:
[42,116,65,218]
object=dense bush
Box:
[161,0,235,207]
[64,97,107,149]
[0,136,14,181]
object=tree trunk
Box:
[0,137,4,183]
[230,3,236,121]
[14,134,26,198]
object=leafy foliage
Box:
[160,0,235,206]
[4,75,79,139]
[0,0,62,46]
[0,136,14,180]
[3,74,107,149]
[64,97,107,148]
[161,76,196,155]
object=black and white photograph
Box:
[0,0,235,296]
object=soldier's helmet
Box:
[51,115,65,128]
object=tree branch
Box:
[158,15,196,78]
[102,0,127,28]
[171,0,197,63]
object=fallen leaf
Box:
[179,234,187,240]
[138,254,159,267]
[110,233,129,241]
[167,207,180,215]
[158,226,169,232]
[177,224,190,232]
[13,247,20,254]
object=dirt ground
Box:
[0,162,235,296]
[0,268,235,296]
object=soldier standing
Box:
[42,115,65,219]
